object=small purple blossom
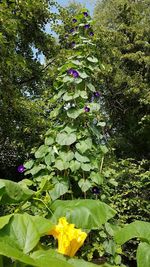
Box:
[83,11,88,17]
[94,91,100,97]
[17,165,25,173]
[90,95,95,103]
[72,18,77,23]
[89,31,94,36]
[67,69,79,78]
[71,41,76,48]
[84,24,90,29]
[84,106,90,112]
[70,28,74,33]
[92,186,100,195]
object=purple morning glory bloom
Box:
[71,41,76,47]
[94,91,100,97]
[72,18,77,23]
[17,165,25,173]
[84,106,90,112]
[83,11,88,17]
[70,28,74,33]
[92,186,100,195]
[84,24,90,29]
[89,31,94,36]
[67,69,79,78]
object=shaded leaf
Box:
[50,199,116,229]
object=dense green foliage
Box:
[94,0,150,159]
[0,0,57,179]
[0,0,149,267]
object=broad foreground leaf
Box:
[50,199,116,229]
[136,242,150,267]
[115,221,150,245]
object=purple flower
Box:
[70,28,74,33]
[89,31,94,36]
[72,18,77,23]
[84,24,90,29]
[71,41,76,48]
[90,96,94,103]
[84,106,90,112]
[83,11,88,17]
[17,165,25,173]
[67,69,79,78]
[94,91,100,97]
[92,186,100,195]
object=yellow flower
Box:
[48,217,87,257]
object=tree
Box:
[94,0,150,159]
[0,0,57,179]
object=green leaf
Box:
[31,249,73,267]
[137,242,150,267]
[100,145,109,154]
[75,152,90,163]
[63,91,80,101]
[87,56,98,63]
[87,83,96,92]
[0,215,13,230]
[0,179,34,204]
[0,240,38,266]
[35,145,49,158]
[63,76,74,83]
[24,160,34,169]
[0,214,54,254]
[78,179,92,192]
[56,132,76,146]
[115,221,150,245]
[90,172,103,185]
[89,103,100,112]
[44,153,52,166]
[54,160,69,170]
[50,199,116,229]
[97,122,106,127]
[59,151,74,162]
[80,91,88,99]
[49,181,69,200]
[45,137,54,146]
[76,138,92,153]
[78,71,89,79]
[69,160,81,172]
[68,258,100,267]
[71,60,82,66]
[67,108,83,119]
[26,165,46,175]
[81,163,92,171]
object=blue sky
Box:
[56,0,96,14]
[37,0,96,63]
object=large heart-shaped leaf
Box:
[67,108,83,119]
[0,214,54,254]
[136,242,150,267]
[0,179,34,204]
[50,200,116,229]
[115,221,150,245]
[56,132,76,146]
[35,145,49,158]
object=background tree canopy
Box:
[0,0,58,179]
[94,0,150,159]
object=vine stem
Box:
[33,197,56,221]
